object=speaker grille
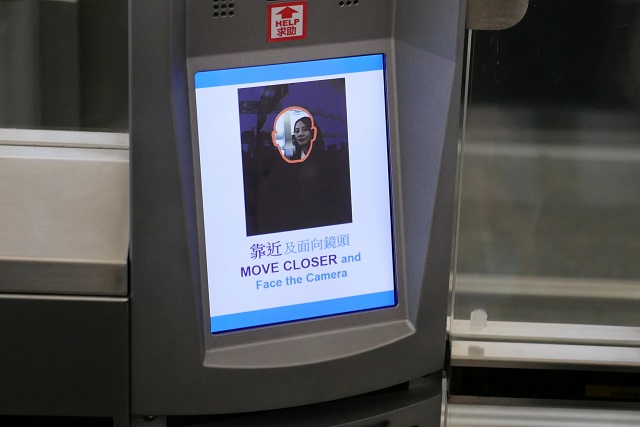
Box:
[338,0,360,7]
[212,0,235,18]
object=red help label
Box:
[267,1,307,43]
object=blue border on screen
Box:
[211,290,395,333]
[195,54,384,89]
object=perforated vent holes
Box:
[338,0,360,7]
[212,0,234,18]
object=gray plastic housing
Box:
[131,0,465,416]
[166,376,443,427]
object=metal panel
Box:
[451,341,640,370]
[40,0,81,128]
[466,0,528,30]
[0,0,40,127]
[448,404,640,427]
[0,129,129,296]
[451,319,640,348]
[0,295,129,426]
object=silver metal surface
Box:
[451,340,640,370]
[448,404,640,427]
[466,0,529,30]
[0,127,129,149]
[451,319,640,348]
[455,274,640,301]
[0,129,129,295]
[441,376,449,427]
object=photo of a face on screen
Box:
[239,79,353,236]
[194,55,395,333]
[271,107,317,163]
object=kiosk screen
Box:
[194,54,396,333]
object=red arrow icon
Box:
[276,6,298,19]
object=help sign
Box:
[268,1,307,42]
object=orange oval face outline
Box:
[271,106,317,164]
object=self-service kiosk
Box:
[131,0,464,425]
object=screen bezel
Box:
[187,46,409,354]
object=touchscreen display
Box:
[194,54,396,333]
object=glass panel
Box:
[453,0,640,332]
[0,0,128,131]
